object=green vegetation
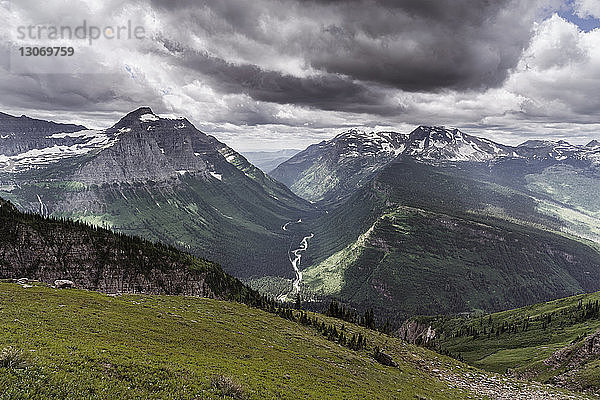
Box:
[0,282,489,400]
[300,159,600,321]
[418,290,600,391]
[0,196,259,303]
[305,203,600,320]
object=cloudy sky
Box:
[1,0,599,151]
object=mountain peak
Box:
[112,107,162,131]
[586,140,600,148]
[408,126,464,145]
[126,106,155,118]
[334,128,368,139]
[518,139,557,148]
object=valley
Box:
[2,110,600,324]
[2,109,600,399]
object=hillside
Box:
[0,197,253,302]
[407,290,600,395]
[0,283,593,400]
[0,108,315,279]
[298,158,600,320]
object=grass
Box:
[0,282,487,400]
[420,290,600,391]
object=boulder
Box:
[54,279,74,289]
[373,348,398,367]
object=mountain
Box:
[270,129,408,203]
[0,282,593,399]
[0,108,315,279]
[4,111,600,324]
[401,126,516,161]
[0,111,90,171]
[241,149,301,173]
[405,289,600,395]
[587,140,600,148]
[515,139,600,162]
[299,157,600,320]
[271,125,600,204]
[0,196,254,300]
[267,125,600,320]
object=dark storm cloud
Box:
[157,40,400,116]
[150,0,543,93]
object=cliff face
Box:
[0,198,250,300]
[0,112,86,157]
[72,108,216,185]
[397,319,436,345]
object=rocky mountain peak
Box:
[328,128,408,155]
[518,139,561,149]
[587,140,600,148]
[402,126,512,162]
[112,107,161,131]
[410,126,462,142]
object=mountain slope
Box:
[0,197,253,301]
[300,158,600,320]
[270,129,407,203]
[0,108,315,279]
[406,290,600,395]
[0,283,593,399]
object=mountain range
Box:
[0,108,315,280]
[2,108,600,397]
[271,125,600,204]
[2,110,600,322]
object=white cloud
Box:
[574,0,600,18]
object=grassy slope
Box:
[1,284,591,399]
[420,290,600,385]
[0,283,482,400]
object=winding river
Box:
[278,219,313,302]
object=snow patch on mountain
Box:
[0,130,117,172]
[209,171,222,181]
[139,113,159,122]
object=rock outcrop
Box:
[397,319,436,345]
[535,328,600,392]
[0,198,250,300]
